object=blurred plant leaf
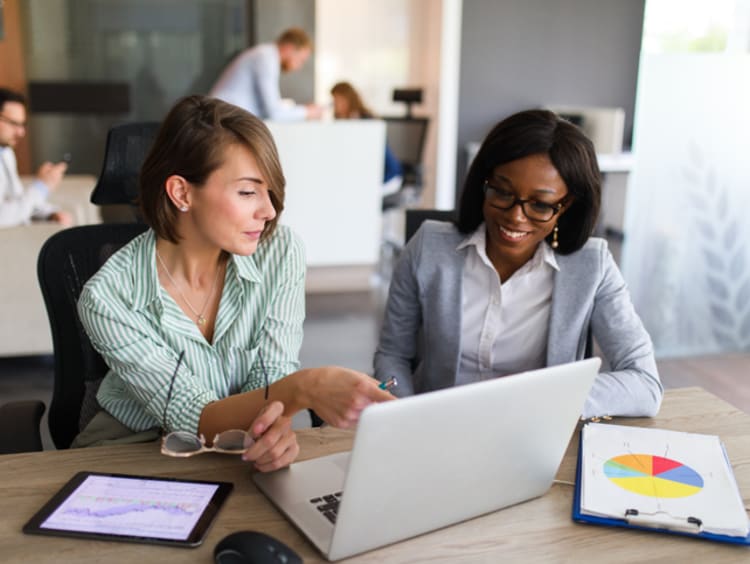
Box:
[736,280,750,312]
[703,249,723,270]
[717,187,728,218]
[729,249,745,279]
[707,276,730,300]
[710,303,734,327]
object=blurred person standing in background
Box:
[211,28,322,121]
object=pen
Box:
[379,377,398,391]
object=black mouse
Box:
[214,530,302,564]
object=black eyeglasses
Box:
[483,181,568,223]
[0,114,26,129]
[160,350,267,457]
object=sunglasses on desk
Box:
[159,350,269,457]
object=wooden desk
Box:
[1,388,748,563]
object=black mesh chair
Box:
[90,122,160,206]
[34,120,159,449]
[405,209,456,243]
[38,223,148,449]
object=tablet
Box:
[23,471,233,547]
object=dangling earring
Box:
[551,224,559,249]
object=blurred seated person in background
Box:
[375,109,662,419]
[0,88,72,228]
[330,81,403,196]
[74,96,393,470]
[211,27,322,121]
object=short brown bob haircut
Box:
[457,109,601,254]
[276,27,312,49]
[139,95,285,244]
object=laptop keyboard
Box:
[309,491,343,524]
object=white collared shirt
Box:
[0,146,52,227]
[457,224,559,383]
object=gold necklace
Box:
[156,251,223,326]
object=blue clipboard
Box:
[571,429,750,546]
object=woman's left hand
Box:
[242,400,299,472]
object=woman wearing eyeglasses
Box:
[375,109,662,418]
[75,95,393,470]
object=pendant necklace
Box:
[156,251,223,326]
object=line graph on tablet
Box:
[40,475,218,540]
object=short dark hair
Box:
[0,88,27,111]
[139,95,285,243]
[276,27,312,49]
[457,109,601,254]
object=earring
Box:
[179,206,188,212]
[551,224,559,249]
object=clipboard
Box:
[572,428,750,546]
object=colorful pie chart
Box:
[603,454,704,498]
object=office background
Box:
[1,0,749,448]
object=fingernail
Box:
[244,436,256,449]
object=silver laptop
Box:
[253,358,600,561]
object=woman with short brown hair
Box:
[76,96,393,470]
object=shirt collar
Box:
[231,252,263,284]
[457,222,560,272]
[130,230,161,312]
[129,231,265,314]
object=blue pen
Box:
[379,377,398,391]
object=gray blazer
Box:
[374,221,663,418]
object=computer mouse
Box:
[214,530,302,564]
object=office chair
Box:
[33,121,158,449]
[392,88,423,119]
[38,223,149,449]
[0,400,46,454]
[90,122,160,205]
[405,209,457,243]
[378,118,430,278]
[381,117,429,211]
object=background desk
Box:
[266,120,385,269]
[0,388,748,563]
[0,175,99,357]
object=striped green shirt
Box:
[77,226,305,434]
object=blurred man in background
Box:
[0,88,72,228]
[210,27,322,121]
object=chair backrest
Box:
[382,117,429,186]
[89,122,160,205]
[37,223,148,449]
[405,208,456,243]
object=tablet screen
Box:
[23,472,233,547]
